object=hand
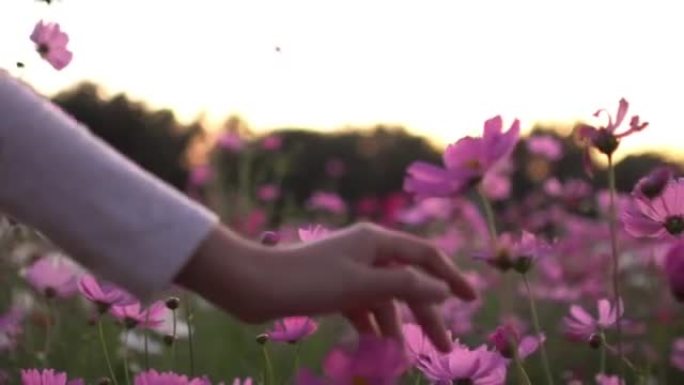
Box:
[175,223,476,352]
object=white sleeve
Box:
[0,73,219,300]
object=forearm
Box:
[0,73,218,300]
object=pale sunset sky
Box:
[1,0,682,159]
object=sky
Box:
[1,0,682,159]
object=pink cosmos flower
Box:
[266,316,318,343]
[487,324,543,360]
[670,338,684,371]
[297,335,408,385]
[261,135,282,151]
[526,135,563,161]
[474,231,551,273]
[595,373,624,385]
[216,131,245,152]
[563,298,623,341]
[24,254,81,298]
[20,369,81,385]
[622,178,684,239]
[633,166,674,201]
[30,21,73,70]
[577,98,647,171]
[189,165,213,188]
[134,370,210,385]
[257,184,281,202]
[231,379,253,385]
[0,306,25,352]
[398,197,453,226]
[307,192,347,215]
[664,241,684,302]
[298,225,331,242]
[78,275,136,313]
[404,115,520,199]
[110,301,167,330]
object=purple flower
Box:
[634,166,674,201]
[664,241,684,302]
[487,324,543,360]
[298,225,331,242]
[216,131,245,152]
[134,370,210,385]
[474,231,551,273]
[622,178,684,239]
[404,116,520,199]
[0,306,25,352]
[266,316,318,343]
[526,135,563,161]
[78,275,136,314]
[20,369,74,385]
[261,135,282,151]
[297,335,408,385]
[24,254,81,298]
[307,192,347,215]
[110,301,167,330]
[402,323,437,364]
[30,21,73,70]
[257,184,281,202]
[577,98,647,171]
[563,298,623,341]
[595,373,625,385]
[670,338,684,371]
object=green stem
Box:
[123,329,131,385]
[98,319,119,385]
[143,312,150,371]
[262,345,274,385]
[600,332,607,374]
[511,344,533,385]
[172,309,177,370]
[41,297,55,366]
[285,343,301,385]
[522,274,555,385]
[607,155,625,379]
[413,369,423,385]
[477,188,498,242]
[184,295,196,376]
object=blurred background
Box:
[1,0,682,224]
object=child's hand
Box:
[176,223,476,352]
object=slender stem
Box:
[143,312,150,371]
[511,345,533,385]
[477,188,498,242]
[284,343,301,385]
[41,297,54,366]
[604,342,637,373]
[262,345,275,385]
[172,309,178,370]
[123,329,131,385]
[607,155,625,379]
[522,274,555,385]
[600,332,607,374]
[184,295,196,376]
[413,369,423,385]
[98,319,119,385]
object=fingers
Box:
[363,266,450,304]
[367,224,477,301]
[343,308,379,336]
[409,302,452,353]
[372,301,402,342]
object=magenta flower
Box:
[595,373,625,385]
[298,225,331,242]
[563,298,623,341]
[622,178,684,239]
[261,135,282,151]
[633,166,674,201]
[474,231,550,273]
[297,335,408,385]
[24,254,81,298]
[30,21,73,70]
[526,135,563,161]
[110,301,167,330]
[134,370,210,385]
[0,306,25,352]
[664,241,684,302]
[418,342,506,385]
[307,192,347,215]
[20,369,81,385]
[487,324,543,360]
[78,275,136,313]
[577,98,647,169]
[257,184,281,202]
[402,323,438,364]
[189,165,213,188]
[404,116,520,199]
[670,338,684,371]
[266,316,318,343]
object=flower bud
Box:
[260,231,280,246]
[588,333,603,349]
[256,333,269,345]
[165,297,180,310]
[97,378,111,385]
[635,167,673,200]
[591,129,619,156]
[163,334,175,346]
